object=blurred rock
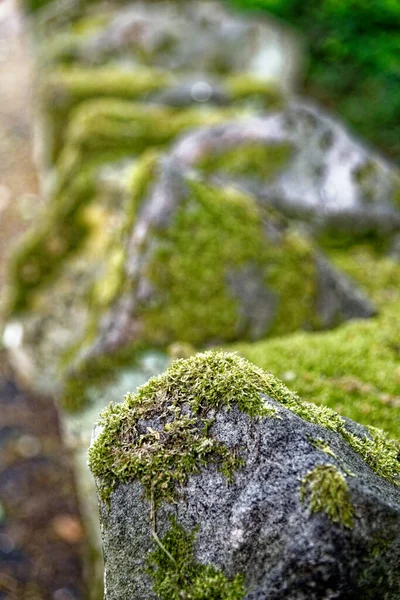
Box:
[170,102,400,238]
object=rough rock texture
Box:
[90,351,400,600]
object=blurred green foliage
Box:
[230,0,400,162]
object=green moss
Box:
[225,73,283,107]
[233,247,400,438]
[88,351,278,503]
[393,184,400,209]
[62,100,234,167]
[89,151,160,311]
[197,142,293,180]
[5,171,94,314]
[141,179,316,345]
[88,351,399,508]
[299,464,355,529]
[41,66,282,166]
[310,437,338,460]
[6,101,238,316]
[63,173,317,401]
[147,517,245,600]
[352,160,380,205]
[40,67,175,163]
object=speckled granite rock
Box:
[90,351,400,600]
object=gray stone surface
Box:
[171,102,400,236]
[94,397,400,600]
[315,255,376,328]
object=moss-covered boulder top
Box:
[90,351,400,600]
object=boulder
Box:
[69,154,375,377]
[89,351,400,600]
[40,1,300,92]
[170,102,400,238]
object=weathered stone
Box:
[41,1,301,91]
[171,102,400,238]
[70,155,375,376]
[90,351,400,600]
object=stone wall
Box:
[2,0,400,596]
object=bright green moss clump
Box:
[147,517,245,600]
[40,67,175,163]
[300,464,355,529]
[89,351,399,508]
[88,351,277,504]
[62,173,318,412]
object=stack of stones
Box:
[2,0,400,597]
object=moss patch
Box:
[233,247,400,438]
[300,464,355,529]
[62,174,319,412]
[141,178,316,345]
[197,141,293,181]
[88,351,277,504]
[40,66,175,163]
[147,517,245,600]
[5,171,94,313]
[89,351,399,508]
[41,66,283,165]
[225,74,283,107]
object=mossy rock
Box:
[89,351,400,599]
[233,246,400,439]
[38,63,282,168]
[35,0,299,86]
[6,101,244,314]
[61,154,374,411]
[169,103,400,244]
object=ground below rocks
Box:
[0,2,85,598]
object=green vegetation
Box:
[300,464,355,529]
[6,170,94,313]
[61,176,321,412]
[230,0,400,162]
[88,351,278,503]
[147,517,246,600]
[234,247,400,438]
[197,141,293,180]
[5,103,235,315]
[142,179,317,345]
[89,351,399,507]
